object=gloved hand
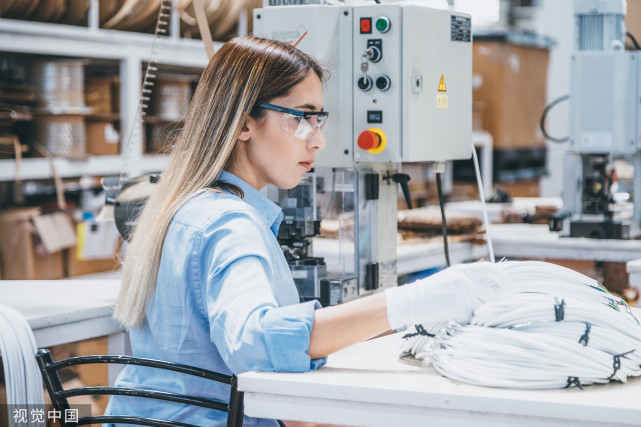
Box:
[385,261,511,331]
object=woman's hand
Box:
[385,262,511,331]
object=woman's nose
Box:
[310,129,326,150]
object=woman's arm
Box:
[308,292,392,359]
[307,261,510,359]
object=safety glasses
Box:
[258,103,328,142]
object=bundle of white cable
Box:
[0,304,45,427]
[399,260,641,389]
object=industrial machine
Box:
[559,0,641,239]
[254,0,473,305]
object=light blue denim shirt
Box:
[105,171,326,426]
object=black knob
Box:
[357,75,373,91]
[392,173,413,209]
[376,75,391,91]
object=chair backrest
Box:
[36,349,244,427]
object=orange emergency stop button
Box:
[358,130,380,150]
[357,128,387,153]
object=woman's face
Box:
[231,71,326,190]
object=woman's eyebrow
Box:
[295,103,324,111]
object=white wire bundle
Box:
[0,304,45,427]
[399,261,641,389]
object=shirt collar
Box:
[217,170,283,236]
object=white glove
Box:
[385,262,511,331]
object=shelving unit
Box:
[0,6,218,182]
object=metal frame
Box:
[36,349,244,427]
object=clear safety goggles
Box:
[258,103,328,142]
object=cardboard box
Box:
[473,40,549,149]
[627,0,641,48]
[65,219,121,277]
[0,208,68,280]
[85,76,118,115]
[86,118,120,155]
[65,248,119,277]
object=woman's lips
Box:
[299,161,312,171]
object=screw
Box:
[344,149,349,155]
[344,11,349,16]
[256,14,261,19]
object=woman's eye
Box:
[303,115,312,120]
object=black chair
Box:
[36,349,244,427]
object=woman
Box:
[106,35,508,426]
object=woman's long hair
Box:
[115,36,324,328]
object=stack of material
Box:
[0,0,90,25]
[102,0,162,32]
[319,207,485,245]
[397,206,484,244]
[29,60,91,158]
[179,0,263,40]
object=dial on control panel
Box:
[357,75,373,91]
[375,75,391,91]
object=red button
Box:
[360,18,372,34]
[358,130,380,150]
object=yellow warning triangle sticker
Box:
[438,74,447,92]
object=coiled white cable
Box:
[0,304,45,427]
[399,261,641,389]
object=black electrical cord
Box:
[539,94,570,143]
[627,32,641,50]
[435,172,451,267]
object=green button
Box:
[376,17,390,32]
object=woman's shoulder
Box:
[173,190,261,231]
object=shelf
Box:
[0,18,214,68]
[0,154,169,181]
[0,16,215,182]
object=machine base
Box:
[569,219,634,239]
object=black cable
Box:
[539,94,570,143]
[627,32,641,50]
[435,172,451,267]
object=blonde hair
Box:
[115,36,324,328]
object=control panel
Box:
[354,5,402,163]
[254,3,473,165]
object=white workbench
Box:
[238,332,641,427]
[490,223,641,262]
[0,279,124,348]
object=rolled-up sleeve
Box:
[199,209,327,374]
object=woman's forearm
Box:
[308,291,392,359]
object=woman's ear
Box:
[238,117,254,142]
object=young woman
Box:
[105,35,508,426]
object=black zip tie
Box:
[565,376,583,390]
[578,323,591,346]
[608,350,636,381]
[402,324,435,339]
[554,299,565,321]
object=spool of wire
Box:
[29,60,87,111]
